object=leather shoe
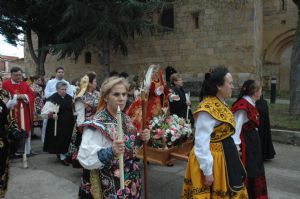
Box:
[61,159,70,166]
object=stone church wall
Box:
[110,0,263,90]
[23,0,299,94]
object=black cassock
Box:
[43,93,75,154]
[256,98,276,160]
[169,86,194,125]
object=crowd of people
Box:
[0,64,276,199]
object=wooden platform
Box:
[136,138,194,166]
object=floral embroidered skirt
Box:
[182,143,248,199]
[79,159,142,199]
[0,138,9,198]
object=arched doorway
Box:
[263,29,295,91]
[279,46,291,91]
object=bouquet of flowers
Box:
[148,108,193,149]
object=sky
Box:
[0,35,24,58]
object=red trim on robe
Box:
[2,80,34,135]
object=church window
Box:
[192,12,200,29]
[160,4,174,30]
[85,52,91,64]
[281,0,286,11]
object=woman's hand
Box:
[204,175,214,186]
[112,139,125,157]
[140,129,150,142]
[52,113,58,120]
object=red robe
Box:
[2,80,34,135]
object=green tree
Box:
[291,0,300,116]
[0,0,68,75]
[52,0,165,80]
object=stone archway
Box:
[263,29,295,91]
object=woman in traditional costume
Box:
[69,72,100,168]
[182,67,248,199]
[77,76,150,199]
[231,80,268,199]
[30,75,44,136]
[0,77,20,198]
[73,72,100,199]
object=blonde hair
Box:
[97,76,129,111]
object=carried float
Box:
[126,64,194,166]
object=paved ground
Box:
[5,140,300,199]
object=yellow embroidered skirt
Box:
[182,143,248,199]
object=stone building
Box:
[23,0,297,94]
[0,55,24,79]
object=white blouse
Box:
[194,111,220,176]
[77,127,112,170]
[232,96,255,151]
[195,101,246,176]
[74,100,85,126]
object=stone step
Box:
[271,129,300,146]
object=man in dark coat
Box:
[42,82,75,166]
[256,95,276,160]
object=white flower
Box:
[171,136,176,142]
[170,129,175,135]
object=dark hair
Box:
[86,72,96,84]
[232,80,261,106]
[199,72,210,101]
[200,66,229,99]
[109,70,119,77]
[165,65,177,84]
[71,78,79,85]
[237,80,261,98]
[55,67,64,72]
[32,75,41,81]
[50,76,55,80]
[119,72,129,79]
[10,66,22,73]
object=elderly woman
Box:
[42,82,75,166]
[182,67,248,199]
[231,80,268,199]
[77,76,150,199]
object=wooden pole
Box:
[141,87,148,199]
